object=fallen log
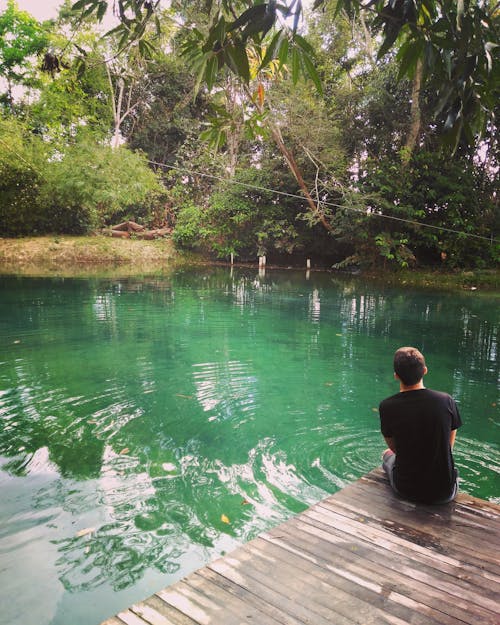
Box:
[111,221,145,232]
[110,230,130,238]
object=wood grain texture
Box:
[100,468,500,625]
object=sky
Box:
[9,1,313,23]
[11,0,64,21]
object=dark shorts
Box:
[382,449,458,504]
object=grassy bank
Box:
[0,235,179,277]
[0,235,498,291]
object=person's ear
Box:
[423,366,428,376]
[394,372,400,381]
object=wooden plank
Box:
[346,474,500,539]
[320,481,500,551]
[116,611,152,625]
[206,553,358,625]
[265,514,499,625]
[363,470,500,521]
[100,469,500,625]
[302,499,500,592]
[344,472,500,534]
[259,529,462,625]
[323,484,500,568]
[198,566,345,625]
[131,597,197,625]
[242,536,433,625]
[157,575,284,625]
[290,511,500,613]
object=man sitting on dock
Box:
[379,346,461,504]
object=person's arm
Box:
[384,436,396,453]
[450,429,457,450]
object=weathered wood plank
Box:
[197,566,323,625]
[207,556,354,625]
[130,597,196,625]
[141,596,200,625]
[266,519,499,625]
[301,500,500,594]
[283,511,500,616]
[324,483,500,568]
[116,610,153,625]
[242,537,432,625]
[343,471,499,532]
[207,547,364,625]
[100,469,500,625]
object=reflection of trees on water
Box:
[0,272,498,593]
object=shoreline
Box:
[0,235,498,291]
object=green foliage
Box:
[0,116,165,235]
[0,116,48,234]
[31,52,112,145]
[0,0,49,102]
[173,167,302,259]
[360,149,498,268]
[40,140,165,232]
[374,233,415,268]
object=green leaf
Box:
[278,37,289,67]
[260,30,282,68]
[96,1,107,21]
[291,47,300,84]
[205,55,218,91]
[302,51,323,95]
[293,33,315,56]
[378,23,403,59]
[71,0,92,10]
[73,43,88,56]
[193,56,208,95]
[226,44,250,82]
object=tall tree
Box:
[0,0,48,106]
[70,0,499,150]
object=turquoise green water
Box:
[0,268,498,625]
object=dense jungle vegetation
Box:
[0,0,498,269]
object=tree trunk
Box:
[269,124,333,232]
[245,85,332,233]
[402,58,423,165]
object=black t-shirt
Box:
[379,388,462,503]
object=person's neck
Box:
[400,380,425,393]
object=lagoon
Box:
[0,268,498,625]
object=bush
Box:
[173,167,302,259]
[40,140,166,233]
[0,117,47,235]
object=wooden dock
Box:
[102,468,500,625]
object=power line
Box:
[1,135,496,245]
[148,160,499,245]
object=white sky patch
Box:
[6,0,63,21]
[10,0,314,24]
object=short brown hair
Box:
[394,347,426,386]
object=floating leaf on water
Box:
[324,382,333,386]
[13,340,21,344]
[241,499,251,506]
[176,394,193,399]
[221,514,230,524]
[75,527,95,538]
[336,333,342,337]
[372,408,378,413]
[119,448,130,455]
